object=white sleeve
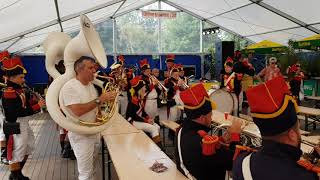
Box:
[61,84,81,106]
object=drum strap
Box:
[177,128,197,180]
[224,72,235,86]
[242,153,253,180]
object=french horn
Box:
[45,15,117,135]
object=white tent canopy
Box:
[1,0,319,53]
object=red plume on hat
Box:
[2,56,27,76]
[166,54,175,62]
[139,58,150,71]
[176,64,183,71]
[130,75,145,91]
[224,57,233,67]
[0,51,10,62]
[180,84,216,119]
[118,55,125,65]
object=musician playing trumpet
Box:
[164,65,187,122]
[60,56,116,180]
[139,59,160,119]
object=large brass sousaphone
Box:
[45,15,118,135]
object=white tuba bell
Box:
[45,15,117,135]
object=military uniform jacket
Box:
[125,96,150,123]
[2,81,41,123]
[176,120,236,180]
[164,77,184,108]
[232,140,318,180]
[232,61,255,96]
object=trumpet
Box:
[178,77,189,89]
[149,75,168,92]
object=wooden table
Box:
[211,110,261,138]
[101,113,140,136]
[101,113,187,180]
[104,132,187,180]
[298,106,320,131]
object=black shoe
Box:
[168,130,175,141]
[9,170,29,180]
[1,157,9,165]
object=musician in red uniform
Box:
[221,57,235,92]
[0,50,10,165]
[126,76,161,146]
[2,57,45,179]
[139,58,159,119]
[288,63,305,104]
[233,76,318,180]
[164,64,186,121]
[163,54,175,79]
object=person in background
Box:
[233,76,318,180]
[177,64,188,85]
[139,59,159,120]
[0,50,10,165]
[163,54,175,79]
[2,57,45,180]
[221,57,235,92]
[152,68,160,78]
[288,63,305,104]
[176,83,243,180]
[257,57,282,82]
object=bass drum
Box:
[209,88,238,115]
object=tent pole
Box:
[4,36,24,51]
[54,0,64,32]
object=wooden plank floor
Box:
[0,113,106,180]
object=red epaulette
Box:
[3,87,17,99]
[131,96,139,105]
[297,159,320,174]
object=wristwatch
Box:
[95,98,101,105]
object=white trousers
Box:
[145,89,159,119]
[68,132,99,180]
[10,117,35,164]
[132,121,160,138]
[0,109,5,141]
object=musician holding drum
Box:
[2,57,45,180]
[60,56,116,180]
[233,76,319,180]
[176,83,243,180]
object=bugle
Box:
[178,77,189,89]
[149,75,168,92]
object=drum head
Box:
[209,89,234,114]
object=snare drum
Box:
[209,88,238,115]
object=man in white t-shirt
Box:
[60,56,116,180]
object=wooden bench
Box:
[159,120,180,149]
[298,106,320,131]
